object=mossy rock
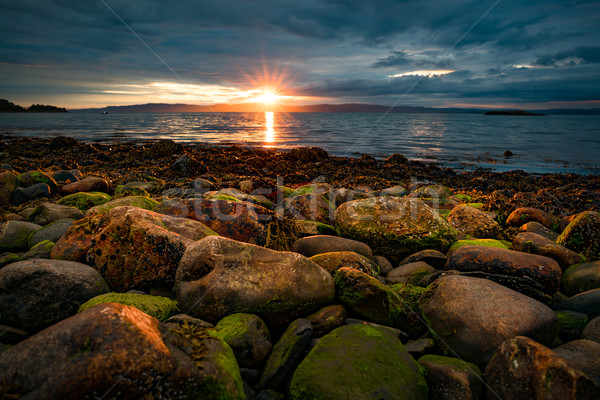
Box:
[21,239,55,259]
[558,211,600,260]
[389,283,428,311]
[334,267,426,337]
[206,194,241,202]
[562,261,600,296]
[289,324,428,400]
[556,310,589,342]
[447,238,510,255]
[78,292,178,321]
[0,252,21,268]
[17,171,58,193]
[466,203,483,208]
[86,196,159,215]
[114,185,150,198]
[417,354,482,375]
[57,192,112,211]
[294,220,338,237]
[277,186,297,198]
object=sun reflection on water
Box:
[265,111,275,146]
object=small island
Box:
[0,99,68,113]
[485,110,545,116]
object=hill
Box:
[0,99,68,113]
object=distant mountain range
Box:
[68,102,600,115]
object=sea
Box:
[1,111,599,174]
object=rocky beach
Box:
[1,136,600,399]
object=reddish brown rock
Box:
[86,206,217,291]
[506,207,558,229]
[306,305,347,337]
[520,221,560,241]
[386,261,435,285]
[283,193,333,224]
[175,236,335,327]
[155,198,272,245]
[419,275,559,365]
[557,211,600,260]
[448,205,501,238]
[485,336,600,400]
[50,213,104,262]
[0,303,244,400]
[446,245,562,294]
[61,176,109,195]
[513,232,584,270]
[291,235,373,259]
[310,251,380,277]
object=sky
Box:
[1,0,599,109]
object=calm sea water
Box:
[1,112,599,174]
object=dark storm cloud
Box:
[0,0,598,107]
[533,46,600,67]
[372,51,453,69]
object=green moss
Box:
[114,185,149,197]
[466,203,483,208]
[29,239,55,252]
[57,192,112,211]
[213,313,256,343]
[0,253,21,268]
[448,238,510,253]
[78,292,178,321]
[417,354,482,376]
[277,185,297,198]
[207,195,241,202]
[455,194,472,201]
[207,331,245,400]
[295,185,315,195]
[555,311,588,330]
[437,209,451,219]
[87,196,159,214]
[389,284,428,310]
[289,324,427,400]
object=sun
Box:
[257,90,278,104]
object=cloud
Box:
[533,46,600,67]
[372,51,453,69]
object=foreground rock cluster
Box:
[1,139,600,399]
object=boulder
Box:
[335,197,456,264]
[78,292,178,321]
[291,235,372,259]
[556,311,589,342]
[0,259,109,332]
[213,313,272,368]
[175,236,335,327]
[557,211,600,260]
[386,261,435,285]
[562,261,600,296]
[259,319,313,390]
[334,267,425,337]
[61,176,109,195]
[0,171,17,206]
[29,218,75,247]
[293,220,337,237]
[57,191,112,211]
[412,185,453,200]
[289,324,428,400]
[51,169,79,183]
[447,205,501,238]
[306,305,347,337]
[417,355,483,400]
[16,170,58,194]
[310,251,380,277]
[520,221,559,241]
[446,239,509,256]
[155,198,272,245]
[399,249,447,269]
[20,240,54,260]
[282,193,333,224]
[0,303,245,399]
[583,316,600,343]
[373,255,394,276]
[0,220,42,251]
[419,275,559,365]
[26,202,83,226]
[84,206,217,291]
[86,195,158,215]
[513,232,583,270]
[554,289,600,319]
[485,336,600,399]
[554,339,600,387]
[0,252,20,268]
[506,207,558,229]
[379,185,407,197]
[50,213,105,262]
[445,245,562,295]
[11,183,51,205]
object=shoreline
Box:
[1,136,599,220]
